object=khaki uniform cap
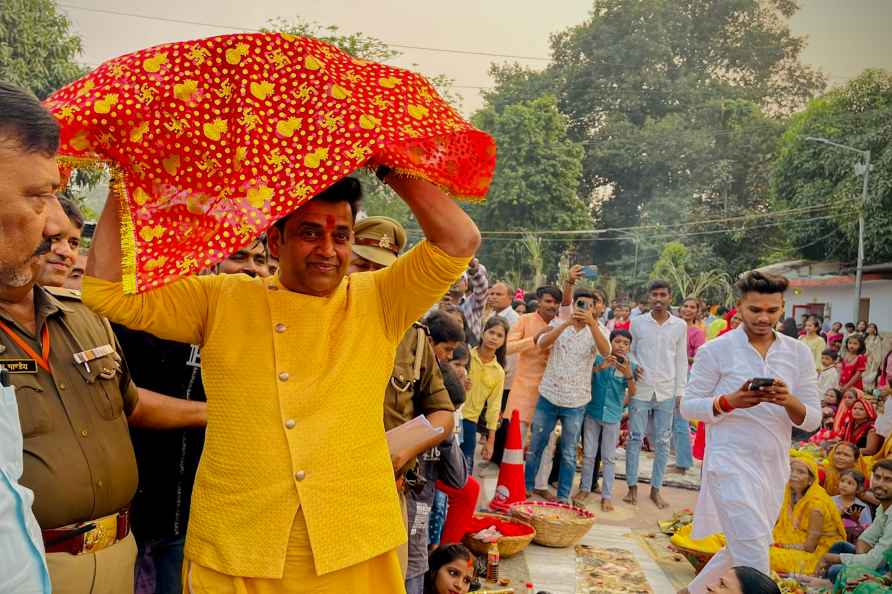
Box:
[351,216,407,268]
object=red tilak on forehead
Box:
[325,215,335,231]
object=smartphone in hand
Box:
[748,377,774,392]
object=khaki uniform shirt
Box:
[0,286,138,529]
[383,323,453,432]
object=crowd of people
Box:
[2,72,892,594]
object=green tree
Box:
[0,0,86,98]
[468,95,590,281]
[479,0,824,280]
[772,69,892,264]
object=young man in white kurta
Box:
[679,271,820,594]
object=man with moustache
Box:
[0,81,208,594]
[0,81,63,594]
[82,170,480,592]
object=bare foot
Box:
[623,486,638,505]
[601,498,614,512]
[670,465,688,475]
[572,491,591,506]
[650,488,669,509]
[533,488,556,502]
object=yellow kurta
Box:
[462,348,505,430]
[82,240,469,583]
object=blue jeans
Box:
[135,536,185,594]
[524,397,585,501]
[826,541,856,584]
[460,418,477,473]
[626,396,674,489]
[581,416,620,500]
[672,399,693,470]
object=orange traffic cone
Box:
[489,409,526,512]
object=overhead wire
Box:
[59,3,855,81]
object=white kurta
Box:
[681,327,821,544]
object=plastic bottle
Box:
[486,542,500,581]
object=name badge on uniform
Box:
[0,358,38,374]
[73,344,115,374]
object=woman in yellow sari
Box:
[822,442,870,496]
[671,452,845,576]
[770,452,846,575]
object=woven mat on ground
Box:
[576,545,653,594]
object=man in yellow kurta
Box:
[81,173,481,593]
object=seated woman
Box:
[837,393,882,454]
[770,453,846,575]
[821,442,868,496]
[423,544,475,594]
[670,454,845,577]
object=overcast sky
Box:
[61,0,892,115]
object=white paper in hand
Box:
[386,415,444,457]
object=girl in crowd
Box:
[865,323,884,388]
[838,394,881,453]
[827,322,845,348]
[459,316,508,471]
[718,308,741,336]
[831,388,859,435]
[770,453,846,575]
[700,566,781,594]
[832,470,872,544]
[839,334,867,392]
[857,320,869,334]
[512,299,527,314]
[821,442,868,496]
[448,344,472,395]
[423,545,475,594]
[799,318,827,372]
[606,302,631,332]
[822,389,840,425]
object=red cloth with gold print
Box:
[45,32,495,293]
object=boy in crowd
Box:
[575,329,637,511]
[818,349,841,396]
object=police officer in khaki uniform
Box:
[0,191,205,594]
[348,216,455,574]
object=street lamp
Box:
[804,136,872,324]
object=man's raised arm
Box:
[385,175,481,258]
[85,190,123,281]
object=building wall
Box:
[784,279,892,328]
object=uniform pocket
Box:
[10,375,52,437]
[72,353,125,421]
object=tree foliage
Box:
[0,0,86,98]
[772,69,892,264]
[467,95,590,281]
[478,0,825,285]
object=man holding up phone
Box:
[678,271,820,594]
[524,289,610,503]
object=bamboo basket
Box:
[461,512,536,558]
[509,501,596,548]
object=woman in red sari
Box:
[837,393,882,454]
